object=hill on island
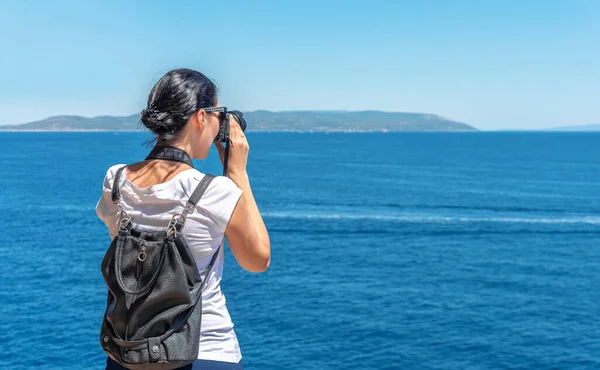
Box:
[1,111,477,132]
[544,123,600,132]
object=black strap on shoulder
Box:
[111,146,195,204]
[172,174,217,234]
[187,174,216,208]
[111,166,127,204]
[146,146,194,167]
[167,174,215,235]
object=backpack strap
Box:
[111,166,127,204]
[167,174,217,237]
[111,166,131,231]
[187,174,216,208]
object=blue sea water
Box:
[1,131,599,370]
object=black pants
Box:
[106,357,244,370]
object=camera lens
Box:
[229,111,246,132]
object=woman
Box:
[96,68,271,369]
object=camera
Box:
[214,110,247,143]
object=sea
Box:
[1,131,599,370]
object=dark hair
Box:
[141,68,218,143]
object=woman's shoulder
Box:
[182,170,242,234]
[101,164,127,189]
[181,169,241,198]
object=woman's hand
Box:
[214,115,249,177]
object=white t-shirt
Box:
[95,164,243,364]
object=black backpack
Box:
[100,162,219,370]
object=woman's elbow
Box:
[244,246,270,273]
[245,258,270,273]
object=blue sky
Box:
[0,0,598,130]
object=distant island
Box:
[0,111,477,132]
[544,123,600,132]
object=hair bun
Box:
[140,107,185,136]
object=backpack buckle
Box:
[118,215,132,230]
[116,204,132,230]
[166,214,186,237]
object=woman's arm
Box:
[215,116,271,273]
[225,172,271,272]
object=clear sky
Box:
[0,0,598,130]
